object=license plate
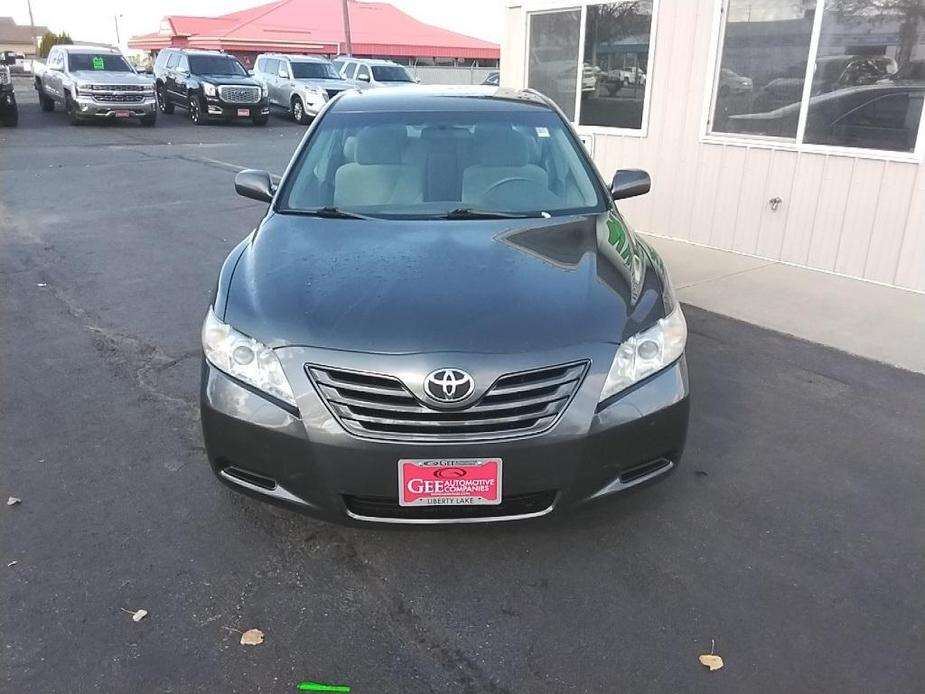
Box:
[237,108,250,117]
[114,110,131,118]
[398,458,502,507]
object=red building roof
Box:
[128,0,499,60]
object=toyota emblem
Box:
[424,369,474,404]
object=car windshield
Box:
[292,62,339,79]
[189,55,247,76]
[278,107,605,218]
[371,65,414,82]
[68,53,133,72]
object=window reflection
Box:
[804,0,925,152]
[711,0,816,138]
[527,10,582,121]
[579,1,653,129]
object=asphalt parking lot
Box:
[2,80,924,694]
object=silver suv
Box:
[331,58,418,89]
[254,53,356,123]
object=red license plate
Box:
[114,110,131,118]
[399,458,502,507]
[237,108,250,117]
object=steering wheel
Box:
[481,176,536,197]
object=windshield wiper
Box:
[289,207,372,220]
[438,208,548,220]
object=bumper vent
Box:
[218,85,261,104]
[344,491,557,521]
[307,361,588,442]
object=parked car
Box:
[753,55,896,112]
[717,67,752,96]
[0,51,18,126]
[332,57,417,88]
[153,48,269,125]
[34,45,156,126]
[614,66,646,87]
[482,71,499,87]
[728,84,924,152]
[254,53,355,123]
[201,86,689,525]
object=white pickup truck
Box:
[34,45,156,126]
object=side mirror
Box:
[177,68,189,77]
[357,72,370,82]
[235,169,275,203]
[610,169,651,200]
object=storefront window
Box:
[527,9,582,121]
[710,0,925,154]
[579,1,653,129]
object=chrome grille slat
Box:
[218,85,261,104]
[307,361,588,442]
[93,93,144,103]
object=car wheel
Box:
[39,90,55,112]
[157,84,174,114]
[291,97,308,124]
[623,77,630,86]
[189,95,205,125]
[65,95,82,126]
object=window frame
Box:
[522,0,661,139]
[701,0,925,163]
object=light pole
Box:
[341,0,352,56]
[25,0,37,55]
[114,14,123,48]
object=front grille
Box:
[218,85,261,104]
[0,69,10,86]
[93,93,144,103]
[344,490,557,521]
[89,84,145,92]
[308,361,588,442]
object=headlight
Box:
[599,304,687,403]
[260,83,268,96]
[202,309,296,407]
[74,81,90,95]
[202,82,216,97]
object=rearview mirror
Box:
[235,169,275,203]
[610,169,651,200]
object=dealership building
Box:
[503,1,925,292]
[128,0,499,69]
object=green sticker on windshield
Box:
[92,56,104,70]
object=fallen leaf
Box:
[132,609,148,622]
[699,654,724,671]
[7,561,18,567]
[7,497,21,506]
[240,628,264,646]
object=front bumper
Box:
[204,95,270,121]
[200,344,690,525]
[74,96,156,119]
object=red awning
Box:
[128,0,499,59]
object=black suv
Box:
[153,48,269,125]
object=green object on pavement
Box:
[296,682,351,692]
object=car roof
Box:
[59,45,121,54]
[166,48,232,56]
[336,57,401,66]
[260,53,330,63]
[329,85,556,113]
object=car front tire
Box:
[189,95,205,125]
[291,97,309,124]
[39,90,55,112]
[157,84,174,114]
[65,95,82,126]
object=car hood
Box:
[294,77,355,91]
[70,70,153,86]
[222,211,666,354]
[199,74,260,87]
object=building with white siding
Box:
[502,1,925,292]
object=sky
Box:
[6,0,508,51]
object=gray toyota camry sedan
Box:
[200,86,690,525]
